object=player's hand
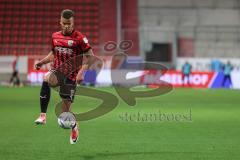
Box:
[35,62,43,70]
[76,72,84,84]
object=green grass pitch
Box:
[0,86,239,160]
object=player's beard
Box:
[63,28,73,36]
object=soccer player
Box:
[222,61,233,88]
[9,56,21,86]
[34,9,93,144]
[181,61,192,86]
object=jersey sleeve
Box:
[79,35,91,52]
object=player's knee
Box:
[43,74,48,82]
[44,72,58,87]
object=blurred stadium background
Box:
[1,0,240,160]
[1,0,240,88]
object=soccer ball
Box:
[57,112,76,129]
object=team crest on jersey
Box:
[83,37,88,44]
[68,40,74,47]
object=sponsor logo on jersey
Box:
[55,47,73,54]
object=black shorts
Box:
[50,70,76,103]
[12,70,18,77]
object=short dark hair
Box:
[61,9,74,19]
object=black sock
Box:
[40,81,51,113]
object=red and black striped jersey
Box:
[51,30,91,81]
